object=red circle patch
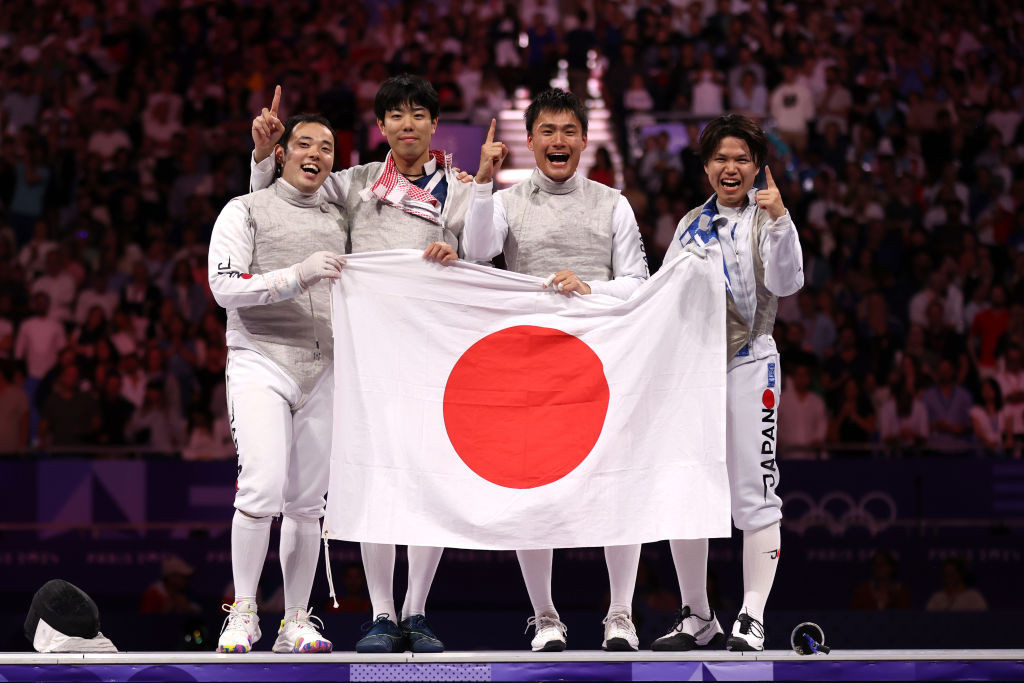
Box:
[442,326,609,489]
[762,389,776,409]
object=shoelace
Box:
[525,615,567,636]
[283,606,325,632]
[667,605,716,633]
[404,615,439,639]
[736,612,764,639]
[602,612,636,635]
[667,606,693,632]
[220,603,255,635]
[361,613,395,633]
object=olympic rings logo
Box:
[782,491,898,536]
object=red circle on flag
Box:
[443,325,610,489]
[762,389,775,409]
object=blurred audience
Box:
[0,0,1021,460]
[850,551,911,611]
[925,557,988,611]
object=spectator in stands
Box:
[139,555,201,615]
[969,378,1010,455]
[0,360,29,453]
[778,363,827,459]
[920,359,974,452]
[96,371,135,446]
[638,131,680,196]
[829,378,876,446]
[968,285,1009,379]
[38,363,100,448]
[14,292,65,393]
[814,65,852,136]
[623,74,655,127]
[878,383,930,451]
[30,249,75,323]
[994,346,1024,447]
[850,551,911,610]
[730,70,767,119]
[920,300,969,386]
[127,379,186,451]
[769,61,815,154]
[822,326,870,406]
[118,352,147,408]
[16,220,57,278]
[74,272,119,325]
[587,147,615,188]
[181,408,232,461]
[690,54,724,117]
[925,557,987,611]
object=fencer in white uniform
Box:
[654,114,804,652]
[462,88,649,652]
[209,114,345,654]
[249,75,466,653]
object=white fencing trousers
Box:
[226,347,333,519]
[727,353,783,530]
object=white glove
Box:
[295,251,344,289]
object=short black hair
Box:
[698,114,768,167]
[278,113,336,151]
[374,74,440,121]
[275,113,335,176]
[524,88,589,136]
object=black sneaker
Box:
[356,614,406,653]
[399,614,444,653]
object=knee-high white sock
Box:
[604,544,641,616]
[516,548,556,618]
[401,545,444,618]
[669,538,711,618]
[360,542,396,621]
[741,522,780,624]
[280,514,321,616]
[232,510,272,608]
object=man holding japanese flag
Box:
[461,88,650,653]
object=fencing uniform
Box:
[665,192,803,529]
[208,177,346,653]
[210,179,345,519]
[463,169,648,650]
[659,189,803,651]
[250,150,470,652]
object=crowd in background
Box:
[0,0,1023,457]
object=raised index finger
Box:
[485,118,496,144]
[764,165,776,188]
[270,85,281,116]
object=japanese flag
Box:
[326,250,730,550]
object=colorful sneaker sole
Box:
[217,643,251,654]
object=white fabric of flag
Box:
[326,249,729,550]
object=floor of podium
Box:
[1,649,1022,681]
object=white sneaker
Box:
[726,608,765,651]
[217,602,261,653]
[602,610,638,651]
[526,614,567,652]
[272,607,333,653]
[651,605,726,651]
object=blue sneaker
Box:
[399,614,444,653]
[356,614,406,653]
